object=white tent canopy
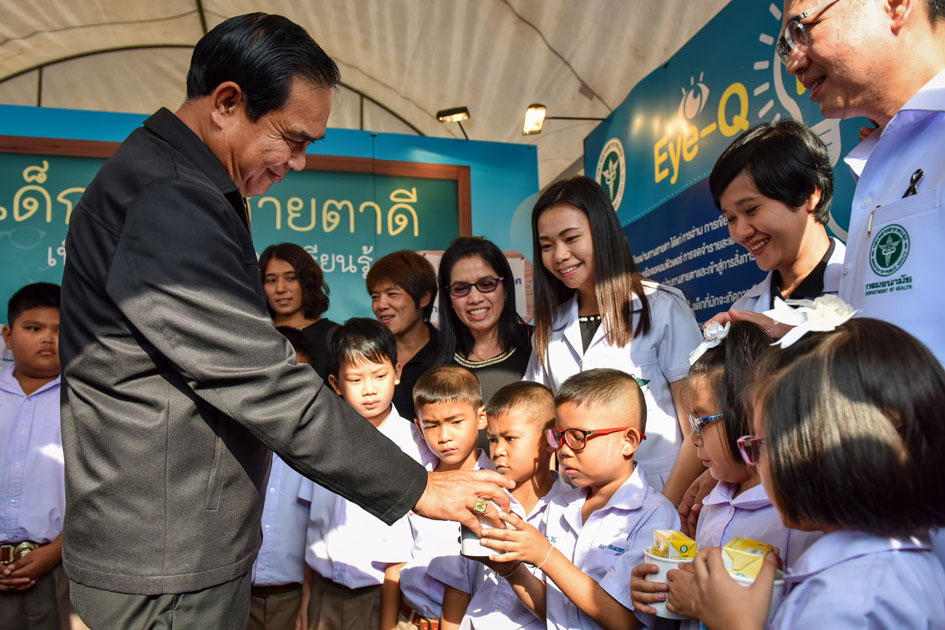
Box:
[0,1,729,188]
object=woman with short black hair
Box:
[709,119,845,313]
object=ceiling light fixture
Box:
[522,103,605,135]
[436,106,470,139]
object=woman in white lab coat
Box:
[523,176,703,503]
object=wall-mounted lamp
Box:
[522,103,605,135]
[437,106,470,139]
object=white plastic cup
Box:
[643,546,691,620]
[731,570,786,617]
[460,521,495,557]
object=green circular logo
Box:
[869,224,910,276]
[595,138,626,211]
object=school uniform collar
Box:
[560,465,651,532]
[0,365,61,397]
[508,471,563,521]
[784,529,931,584]
[701,480,772,511]
[473,448,494,471]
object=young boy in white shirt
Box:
[481,368,679,630]
[434,380,565,630]
[396,365,489,630]
[0,283,68,630]
[297,318,432,630]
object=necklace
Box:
[578,314,602,323]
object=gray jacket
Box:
[59,108,427,595]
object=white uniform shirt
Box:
[250,454,308,586]
[524,282,701,488]
[768,530,945,629]
[546,466,679,630]
[731,238,846,313]
[0,366,64,544]
[399,449,493,620]
[840,67,945,365]
[299,405,432,588]
[428,474,570,630]
[680,481,821,630]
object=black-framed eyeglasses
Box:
[448,276,504,297]
[545,426,645,452]
[737,435,768,466]
[775,0,841,66]
[687,413,724,437]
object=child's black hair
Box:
[326,317,398,377]
[754,318,945,534]
[7,282,60,325]
[413,365,482,411]
[687,321,771,460]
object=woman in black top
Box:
[437,237,531,405]
[259,243,338,381]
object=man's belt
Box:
[250,582,301,598]
[0,541,40,565]
[400,599,439,630]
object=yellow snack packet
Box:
[722,537,774,579]
[652,529,697,559]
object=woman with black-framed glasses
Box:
[436,237,532,405]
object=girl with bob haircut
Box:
[680,318,945,629]
[523,175,702,501]
[259,242,337,380]
[436,237,531,403]
[708,119,845,315]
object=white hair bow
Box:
[689,320,731,365]
[762,295,860,348]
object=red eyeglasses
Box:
[545,426,646,452]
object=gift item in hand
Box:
[722,537,774,579]
[652,529,696,559]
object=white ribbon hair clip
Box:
[762,295,860,349]
[689,320,731,365]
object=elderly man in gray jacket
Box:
[58,13,510,629]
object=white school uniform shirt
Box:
[768,530,945,629]
[523,282,702,489]
[731,238,846,313]
[299,405,433,588]
[428,474,571,630]
[546,466,679,630]
[840,67,945,366]
[399,449,494,620]
[250,454,308,586]
[679,481,822,630]
[0,367,64,544]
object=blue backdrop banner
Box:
[584,0,867,322]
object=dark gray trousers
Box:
[0,564,69,630]
[70,572,251,629]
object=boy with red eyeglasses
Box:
[480,368,678,630]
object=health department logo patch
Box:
[869,224,910,277]
[595,138,626,211]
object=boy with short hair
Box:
[0,283,68,630]
[481,368,679,630]
[248,327,319,630]
[297,318,431,630]
[435,380,564,630]
[396,365,489,630]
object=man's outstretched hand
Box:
[412,469,514,533]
